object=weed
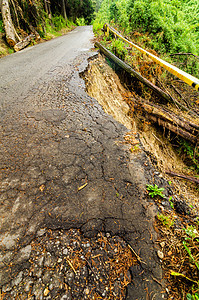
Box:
[170,221,199,297]
[183,241,199,270]
[130,145,140,152]
[157,213,174,228]
[184,226,199,240]
[146,184,165,198]
[169,196,174,209]
[8,48,14,54]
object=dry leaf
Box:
[39,184,45,192]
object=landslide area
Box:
[82,53,199,299]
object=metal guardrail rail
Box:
[103,23,199,91]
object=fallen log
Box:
[14,34,35,52]
[166,170,199,184]
[132,99,199,144]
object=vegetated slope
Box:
[94,0,199,76]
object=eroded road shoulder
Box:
[0,26,165,299]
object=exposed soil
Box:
[83,54,199,211]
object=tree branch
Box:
[166,170,199,184]
[170,53,199,61]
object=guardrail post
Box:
[103,23,109,37]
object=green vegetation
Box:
[169,196,174,209]
[157,213,174,228]
[187,293,199,300]
[110,39,128,60]
[0,19,4,33]
[157,212,199,298]
[178,139,199,173]
[93,0,199,76]
[146,184,165,198]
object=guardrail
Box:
[103,23,199,91]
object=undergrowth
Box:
[0,19,4,33]
[110,39,128,60]
[156,214,199,299]
[178,139,199,174]
[44,16,75,39]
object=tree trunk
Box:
[14,0,40,40]
[62,0,67,20]
[1,0,19,46]
[47,1,52,19]
[132,99,199,144]
[44,0,48,14]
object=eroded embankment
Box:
[83,54,199,210]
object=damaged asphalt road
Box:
[0,26,166,299]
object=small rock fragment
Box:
[160,242,165,248]
[44,287,50,296]
[157,250,164,259]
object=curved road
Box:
[0,26,165,299]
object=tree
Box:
[1,0,21,46]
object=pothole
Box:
[1,229,136,300]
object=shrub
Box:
[110,39,128,60]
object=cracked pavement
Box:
[0,26,165,299]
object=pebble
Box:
[11,271,23,287]
[160,242,165,248]
[157,250,164,259]
[2,229,133,299]
[63,248,68,255]
[44,287,49,296]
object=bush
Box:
[128,0,199,56]
[76,17,86,26]
[51,15,67,31]
[110,39,128,60]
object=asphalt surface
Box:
[0,26,166,299]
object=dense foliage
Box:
[51,0,94,24]
[0,0,94,38]
[94,0,199,58]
